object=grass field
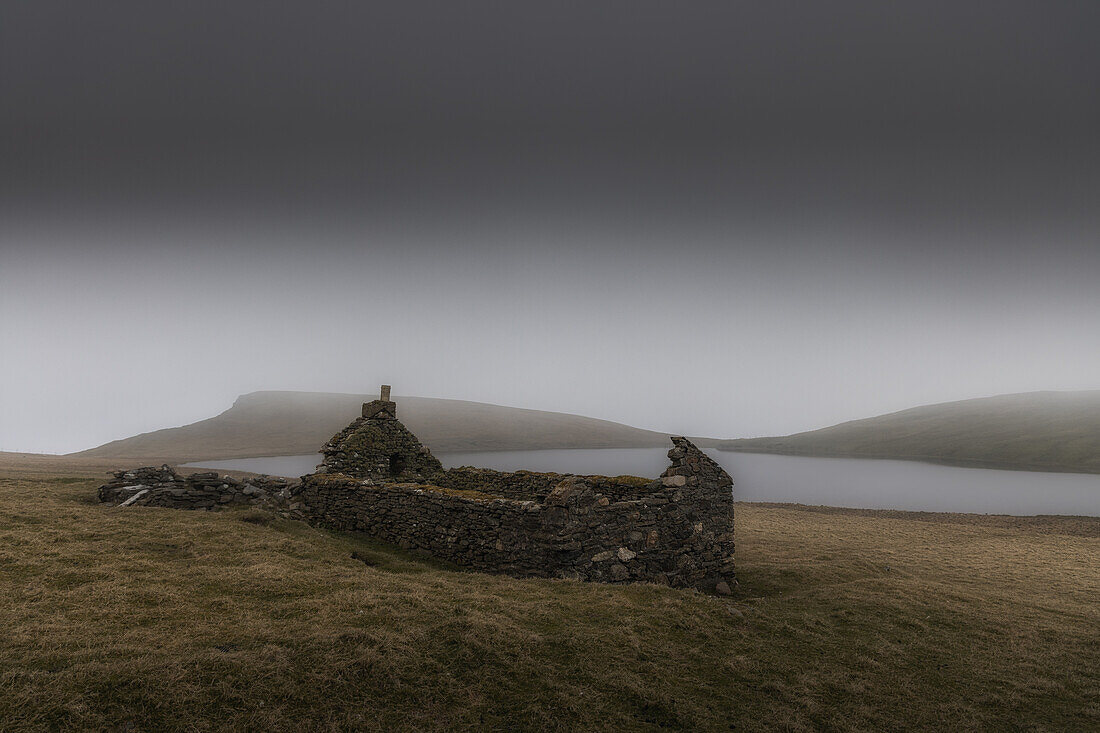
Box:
[1,460,1097,731]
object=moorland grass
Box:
[0,464,1097,731]
[720,390,1100,474]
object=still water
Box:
[183,449,1100,517]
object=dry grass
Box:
[721,390,1100,474]
[1,459,1097,731]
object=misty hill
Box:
[718,391,1100,474]
[73,391,675,462]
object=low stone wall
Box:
[97,466,296,512]
[96,437,735,592]
[431,467,566,502]
[297,438,735,592]
[298,474,549,575]
[431,468,661,503]
[574,474,663,502]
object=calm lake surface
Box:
[183,449,1100,517]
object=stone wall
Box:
[97,387,736,593]
[431,467,565,501]
[297,437,735,592]
[318,400,443,482]
[431,467,659,503]
[297,473,548,575]
[97,465,296,512]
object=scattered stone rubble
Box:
[99,385,736,593]
[97,465,301,514]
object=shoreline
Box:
[718,446,1100,476]
[4,452,1098,531]
[743,501,1100,537]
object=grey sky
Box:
[2,2,1098,453]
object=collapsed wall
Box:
[298,391,736,592]
[97,465,296,511]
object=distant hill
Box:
[718,391,1100,474]
[72,391,676,461]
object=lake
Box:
[182,449,1100,517]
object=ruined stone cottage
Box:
[296,386,737,593]
[98,386,736,593]
[314,384,444,481]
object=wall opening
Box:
[388,453,406,476]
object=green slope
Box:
[72,391,674,461]
[718,390,1100,473]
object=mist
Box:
[2,1,1098,453]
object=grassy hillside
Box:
[72,391,674,462]
[719,390,1100,474]
[1,460,1096,731]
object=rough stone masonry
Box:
[99,386,736,593]
[97,465,297,512]
[296,387,736,593]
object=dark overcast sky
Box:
[2,2,1099,452]
[3,1,1098,208]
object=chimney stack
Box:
[362,385,397,419]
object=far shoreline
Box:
[716,445,1100,476]
[5,451,1099,529]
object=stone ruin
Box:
[98,465,297,512]
[100,386,736,593]
[296,387,737,593]
[316,384,443,481]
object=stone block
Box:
[616,547,637,562]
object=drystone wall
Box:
[97,465,298,512]
[431,468,658,503]
[297,437,735,592]
[431,467,565,501]
[298,474,548,576]
[96,386,736,593]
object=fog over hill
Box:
[73,391,678,461]
[719,391,1100,474]
[72,389,1100,475]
